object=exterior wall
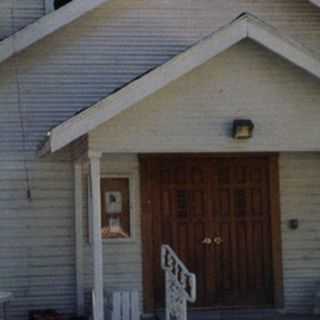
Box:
[0,0,45,40]
[0,1,319,319]
[0,151,76,320]
[280,153,320,313]
[81,154,143,313]
[89,40,320,153]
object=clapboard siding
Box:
[0,0,45,40]
[280,153,320,314]
[81,155,143,314]
[0,1,319,319]
[0,153,76,320]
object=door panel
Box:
[140,155,277,310]
[154,159,211,307]
[211,159,274,306]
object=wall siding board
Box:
[0,0,45,40]
[280,153,320,314]
[0,156,76,320]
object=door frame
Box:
[140,153,283,313]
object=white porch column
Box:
[89,151,104,320]
[74,161,85,316]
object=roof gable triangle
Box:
[42,13,320,154]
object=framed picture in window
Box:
[100,176,132,240]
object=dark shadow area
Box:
[54,0,73,10]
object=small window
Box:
[54,0,72,10]
[100,177,131,239]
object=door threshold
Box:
[155,308,279,320]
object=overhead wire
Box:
[10,2,32,201]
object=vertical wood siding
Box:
[0,0,45,40]
[0,1,319,319]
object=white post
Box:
[89,151,104,320]
[74,162,85,316]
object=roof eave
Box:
[0,0,109,64]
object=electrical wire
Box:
[10,3,32,201]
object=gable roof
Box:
[41,12,320,155]
[0,0,109,64]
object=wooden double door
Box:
[141,155,282,310]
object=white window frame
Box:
[88,172,137,245]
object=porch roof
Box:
[40,12,320,155]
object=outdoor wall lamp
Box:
[232,119,255,139]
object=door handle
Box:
[202,237,212,245]
[213,236,223,245]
